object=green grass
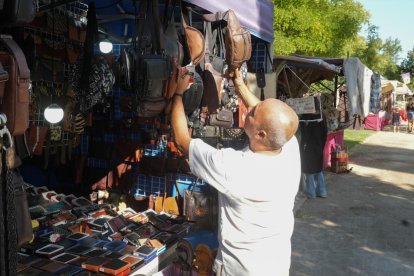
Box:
[344,129,375,151]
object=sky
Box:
[358,0,414,61]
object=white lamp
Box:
[99,38,113,54]
[44,104,64,124]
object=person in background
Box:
[299,118,328,198]
[171,67,301,276]
[392,106,402,133]
[406,98,414,133]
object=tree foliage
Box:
[273,0,404,81]
[273,0,369,57]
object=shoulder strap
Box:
[0,35,30,80]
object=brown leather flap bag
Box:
[180,1,205,66]
[0,35,30,136]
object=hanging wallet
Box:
[209,109,234,127]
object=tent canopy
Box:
[381,80,412,95]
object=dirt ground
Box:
[290,130,414,276]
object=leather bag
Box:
[163,0,184,100]
[183,181,218,230]
[182,71,203,116]
[0,35,30,136]
[0,61,8,95]
[180,0,205,66]
[202,10,251,73]
[246,71,277,100]
[209,109,233,128]
[11,169,33,247]
[201,63,223,113]
[0,0,36,25]
[224,10,251,71]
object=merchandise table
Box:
[18,185,192,276]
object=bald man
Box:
[171,68,301,276]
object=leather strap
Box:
[0,35,30,80]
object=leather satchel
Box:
[0,35,30,136]
[184,181,218,230]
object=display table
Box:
[364,113,386,131]
[323,129,344,169]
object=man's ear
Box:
[256,130,267,140]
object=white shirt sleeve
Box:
[189,139,229,193]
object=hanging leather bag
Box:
[246,42,277,100]
[0,35,30,136]
[163,0,184,100]
[224,10,251,72]
[180,0,205,66]
[183,180,218,230]
[0,0,37,25]
[135,0,170,116]
[203,10,252,73]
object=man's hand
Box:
[176,66,195,95]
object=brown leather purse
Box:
[0,35,30,136]
[180,1,205,66]
[224,10,252,72]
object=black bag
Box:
[11,169,32,247]
[182,71,203,116]
[184,182,218,230]
[141,55,170,81]
[0,0,37,25]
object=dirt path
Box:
[290,131,414,276]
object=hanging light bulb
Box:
[99,38,113,54]
[44,104,64,124]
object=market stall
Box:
[0,0,274,275]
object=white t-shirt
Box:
[189,136,301,276]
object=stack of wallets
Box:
[133,244,158,263]
[20,182,198,274]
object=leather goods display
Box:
[0,35,30,136]
[183,181,218,230]
[180,0,205,66]
[0,0,37,25]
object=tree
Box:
[273,0,369,57]
[355,26,402,79]
[400,48,414,90]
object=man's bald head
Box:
[256,99,299,149]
